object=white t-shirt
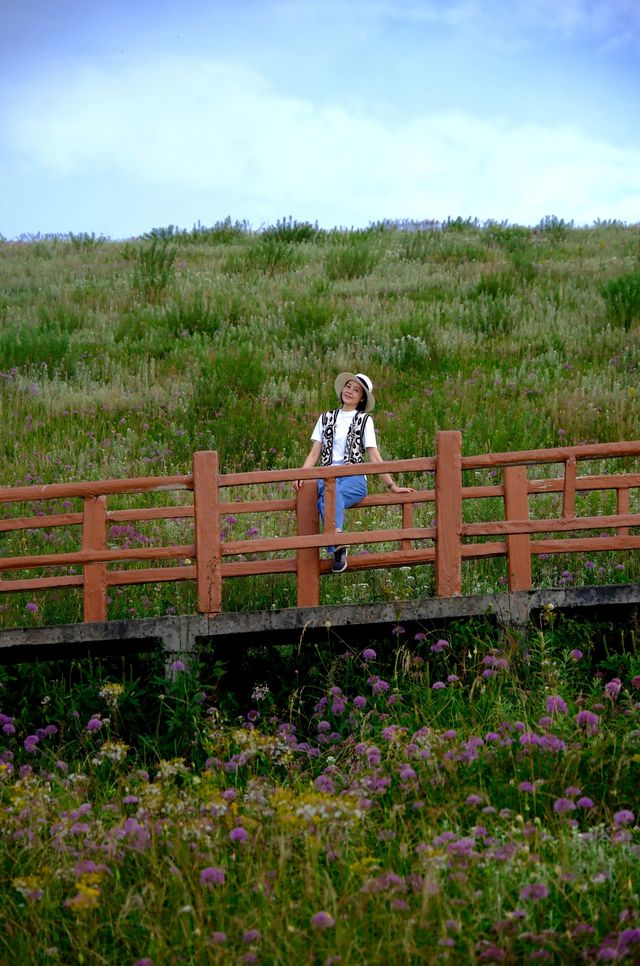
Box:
[311,410,377,464]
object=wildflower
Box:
[519,882,549,901]
[369,676,390,694]
[168,660,186,673]
[243,929,260,943]
[604,678,622,701]
[519,781,537,793]
[24,734,39,754]
[432,681,446,690]
[431,639,449,653]
[466,794,483,806]
[211,932,227,944]
[251,683,270,701]
[25,602,38,613]
[362,648,377,661]
[310,911,335,929]
[99,682,125,709]
[200,867,225,886]
[230,827,248,842]
[576,797,595,808]
[569,649,583,660]
[399,765,416,781]
[546,695,568,714]
[575,710,600,734]
[613,809,635,827]
[553,798,576,814]
[86,716,103,733]
[12,876,44,901]
[353,695,367,708]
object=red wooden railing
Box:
[1,432,639,622]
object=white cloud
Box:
[2,55,639,229]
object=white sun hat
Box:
[334,372,375,412]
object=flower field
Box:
[1,614,639,964]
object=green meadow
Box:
[0,218,639,963]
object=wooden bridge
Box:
[1,431,639,660]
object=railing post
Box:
[297,481,320,607]
[562,457,576,519]
[83,495,107,622]
[193,451,221,615]
[504,465,532,591]
[617,486,630,538]
[435,430,462,596]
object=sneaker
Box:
[332,546,348,574]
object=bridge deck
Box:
[0,584,638,663]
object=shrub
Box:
[324,241,378,280]
[124,237,177,302]
[261,217,320,243]
[601,271,640,330]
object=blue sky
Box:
[1,0,639,238]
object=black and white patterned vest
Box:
[320,409,370,466]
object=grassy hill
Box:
[0,220,639,964]
[1,218,639,624]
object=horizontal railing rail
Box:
[0,432,638,622]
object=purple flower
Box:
[200,866,225,886]
[569,649,583,660]
[553,797,576,814]
[604,678,622,701]
[230,827,248,842]
[575,710,599,734]
[431,639,449,653]
[169,660,186,673]
[211,932,227,945]
[353,695,367,708]
[432,681,446,690]
[546,695,568,714]
[243,929,260,943]
[362,647,377,661]
[86,716,103,732]
[519,781,536,793]
[519,882,549,901]
[25,602,38,614]
[613,809,635,827]
[631,675,640,689]
[369,675,390,694]
[576,797,595,809]
[310,911,335,929]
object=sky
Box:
[1,0,639,239]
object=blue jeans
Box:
[317,475,367,553]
